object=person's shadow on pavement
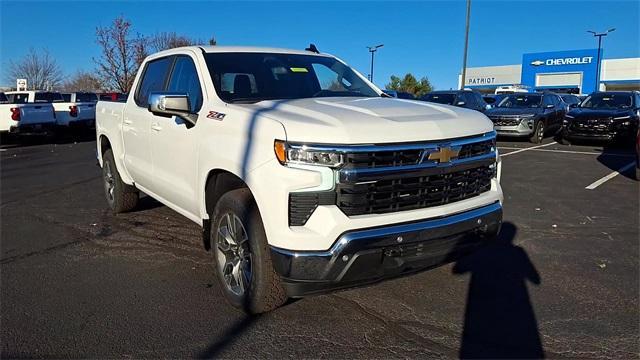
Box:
[453,223,544,359]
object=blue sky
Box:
[1,0,639,89]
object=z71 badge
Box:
[207,111,226,120]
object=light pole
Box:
[367,44,384,83]
[587,28,615,91]
[460,0,472,90]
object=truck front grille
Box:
[287,132,497,225]
[335,165,494,216]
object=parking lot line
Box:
[500,142,557,157]
[585,162,636,190]
[497,147,634,158]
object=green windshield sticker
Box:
[290,67,308,73]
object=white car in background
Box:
[5,90,95,130]
[1,92,56,135]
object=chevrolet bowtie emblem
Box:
[427,147,460,163]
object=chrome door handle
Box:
[123,119,133,125]
[151,124,162,131]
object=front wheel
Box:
[530,120,545,144]
[211,188,287,314]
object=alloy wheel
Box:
[215,213,252,296]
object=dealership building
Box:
[460,49,640,94]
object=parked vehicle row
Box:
[417,89,639,147]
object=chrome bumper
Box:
[270,202,503,296]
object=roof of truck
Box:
[152,45,333,58]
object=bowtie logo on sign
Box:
[530,57,594,67]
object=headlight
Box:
[274,140,344,167]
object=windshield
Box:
[561,95,579,105]
[204,53,379,103]
[580,93,633,109]
[498,94,542,108]
[422,93,456,105]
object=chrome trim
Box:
[338,152,497,183]
[273,202,502,258]
[287,131,496,153]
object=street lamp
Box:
[367,44,384,83]
[587,28,615,91]
[460,0,472,90]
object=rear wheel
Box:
[530,120,545,144]
[102,149,139,213]
[211,188,287,314]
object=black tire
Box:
[530,120,545,144]
[102,149,138,213]
[555,133,570,145]
[211,188,287,314]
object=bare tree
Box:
[5,48,64,90]
[149,32,198,52]
[93,16,141,92]
[62,71,104,92]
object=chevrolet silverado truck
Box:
[96,46,503,313]
[2,92,57,136]
[60,92,99,129]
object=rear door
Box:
[123,56,173,189]
[149,54,204,214]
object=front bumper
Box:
[562,125,636,143]
[270,202,502,297]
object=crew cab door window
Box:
[167,56,203,113]
[135,56,173,108]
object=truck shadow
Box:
[595,146,636,181]
[453,222,545,359]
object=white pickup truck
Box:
[1,92,56,135]
[96,46,503,313]
[6,90,95,129]
[61,92,98,128]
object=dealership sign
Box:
[521,49,600,94]
[467,77,496,85]
[530,57,594,67]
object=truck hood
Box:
[245,97,493,144]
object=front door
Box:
[149,55,204,215]
[122,56,174,188]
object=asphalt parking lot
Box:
[1,135,638,358]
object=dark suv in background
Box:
[485,92,567,143]
[420,90,489,113]
[559,91,640,145]
[560,94,581,111]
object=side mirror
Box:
[485,104,492,110]
[456,101,466,106]
[148,92,197,125]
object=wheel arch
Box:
[201,169,252,250]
